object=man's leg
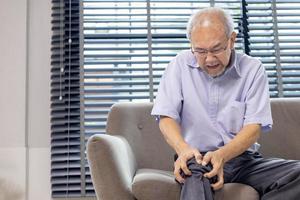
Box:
[179,157,217,200]
[232,152,300,200]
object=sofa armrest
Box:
[87,134,137,200]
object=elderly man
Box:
[151,7,300,200]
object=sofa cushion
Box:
[132,169,180,200]
[132,168,259,200]
[214,183,259,200]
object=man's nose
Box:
[205,52,216,62]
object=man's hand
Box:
[174,145,203,183]
[200,124,261,190]
[202,150,225,191]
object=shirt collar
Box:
[186,50,199,68]
[186,49,241,78]
[226,50,241,78]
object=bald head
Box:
[186,7,234,41]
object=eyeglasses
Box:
[191,39,230,57]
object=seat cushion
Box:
[214,183,259,200]
[132,169,259,200]
[132,169,180,200]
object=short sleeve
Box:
[243,64,273,132]
[151,57,183,123]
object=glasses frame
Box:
[191,38,230,58]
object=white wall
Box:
[0,1,95,200]
[27,0,52,198]
[0,1,27,147]
[0,0,27,199]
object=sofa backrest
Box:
[106,98,300,171]
[258,98,300,160]
[106,102,175,171]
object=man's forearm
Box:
[217,124,261,163]
[159,116,189,154]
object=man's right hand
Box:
[174,145,203,183]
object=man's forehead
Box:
[191,22,226,35]
[191,34,227,48]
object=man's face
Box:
[190,25,236,77]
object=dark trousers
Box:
[177,151,300,200]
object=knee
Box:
[186,158,213,176]
[180,158,217,184]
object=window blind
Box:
[269,0,300,97]
[50,0,84,197]
[245,0,300,97]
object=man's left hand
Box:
[201,150,225,191]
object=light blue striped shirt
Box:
[151,50,273,152]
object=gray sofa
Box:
[87,98,300,200]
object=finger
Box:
[174,163,185,183]
[180,160,192,176]
[211,171,224,191]
[193,150,203,164]
[211,178,224,190]
[204,164,220,178]
[202,152,212,166]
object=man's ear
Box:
[230,32,237,49]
